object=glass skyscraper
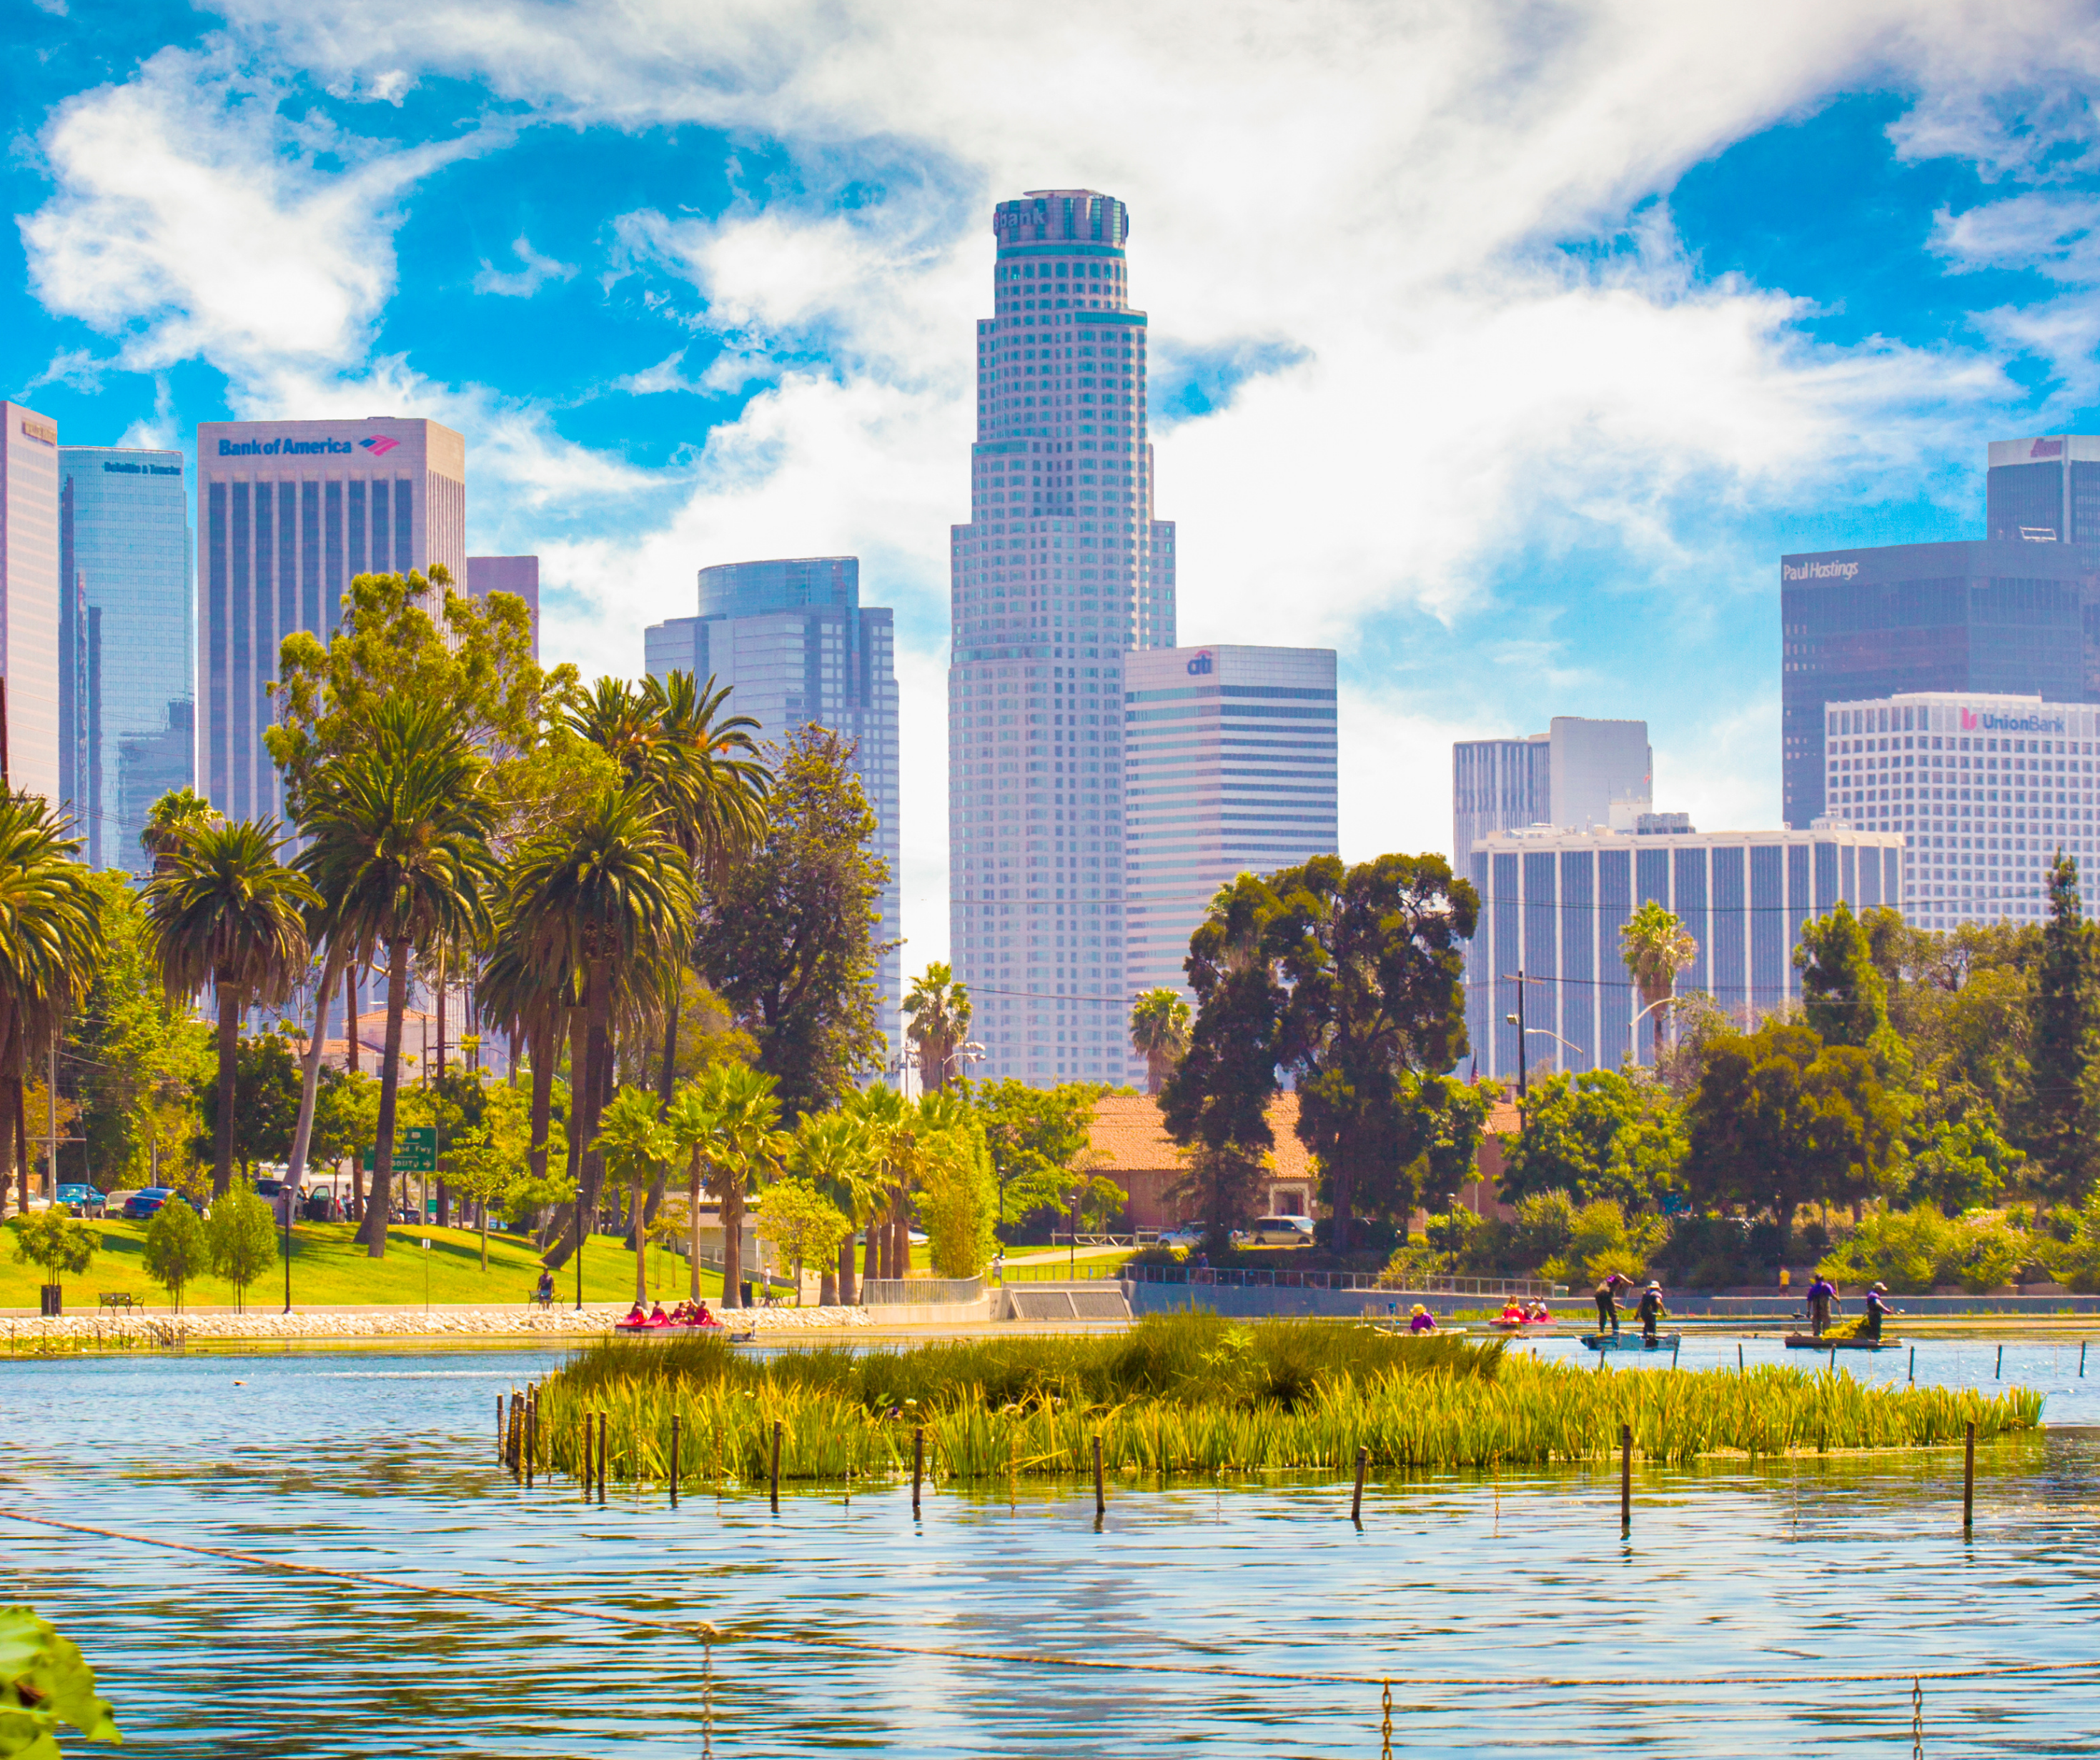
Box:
[58,447,192,872]
[1986,436,2100,542]
[644,556,901,1044]
[195,417,465,825]
[1123,645,1337,1003]
[948,188,1177,1086]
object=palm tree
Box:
[505,783,695,1270]
[477,910,575,1215]
[139,788,221,875]
[794,1106,881,1303]
[0,796,104,1214]
[662,1077,716,1301]
[142,820,316,1197]
[850,1083,921,1286]
[297,700,497,1254]
[595,1085,674,1305]
[1129,988,1192,1095]
[904,962,971,1094]
[691,1062,788,1308]
[1619,900,1699,1060]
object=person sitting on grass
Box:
[1408,1304,1437,1333]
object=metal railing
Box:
[861,1276,986,1306]
[1121,1266,1560,1298]
[999,1259,1128,1283]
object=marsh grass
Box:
[537,1313,2043,1488]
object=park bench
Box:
[98,1292,139,1311]
[528,1288,553,1308]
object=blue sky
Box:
[8,0,2100,970]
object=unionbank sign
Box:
[216,434,402,458]
[1961,708,2066,734]
[1783,559,1861,581]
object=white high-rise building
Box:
[948,189,1177,1085]
[195,417,465,825]
[0,402,62,806]
[1821,690,2100,928]
[1124,645,1337,1002]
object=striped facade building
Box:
[1462,824,1905,1081]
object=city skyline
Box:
[9,6,2100,989]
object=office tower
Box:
[1463,822,1903,1080]
[1986,436,2100,542]
[949,188,1176,1086]
[467,555,540,662]
[1819,690,2099,930]
[196,417,465,824]
[1452,717,1651,866]
[59,448,193,872]
[644,556,900,1039]
[0,404,62,805]
[1124,644,1337,1002]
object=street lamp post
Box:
[1628,994,1674,1068]
[1069,1190,1081,1276]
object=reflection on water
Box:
[4,1343,2100,1756]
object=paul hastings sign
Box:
[1783,558,1860,581]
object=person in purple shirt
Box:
[1806,1274,1840,1338]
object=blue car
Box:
[121,1188,203,1220]
[55,1183,104,1218]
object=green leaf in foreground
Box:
[0,1605,120,1757]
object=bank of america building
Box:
[1822,690,2098,928]
[196,418,465,822]
[1462,824,1903,1080]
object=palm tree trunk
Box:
[286,945,347,1195]
[838,1233,858,1305]
[565,960,613,1262]
[720,1182,743,1309]
[891,1193,909,1281]
[633,1175,647,1305]
[0,1015,17,1218]
[688,1155,703,1302]
[212,975,242,1198]
[819,1258,837,1305]
[526,1012,555,1182]
[345,966,360,1075]
[480,1203,488,1272]
[360,937,412,1258]
[543,1005,590,1269]
[864,1220,878,1286]
[658,983,680,1108]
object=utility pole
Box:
[1501,970,1529,1100]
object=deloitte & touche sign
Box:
[215,434,402,458]
[1961,707,2066,734]
[1783,559,1860,581]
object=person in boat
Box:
[1636,1281,1667,1344]
[619,1302,648,1328]
[693,1300,722,1328]
[1593,1272,1629,1338]
[645,1302,672,1328]
[1408,1304,1437,1333]
[1500,1299,1527,1325]
[1527,1299,1551,1323]
[1806,1273,1839,1338]
[1862,1282,1896,1342]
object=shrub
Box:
[1535,1199,1666,1288]
[144,1200,206,1311]
[9,1207,97,1292]
[206,1180,278,1312]
[1655,1213,1755,1289]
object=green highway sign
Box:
[363,1127,437,1174]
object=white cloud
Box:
[21,41,497,385]
[472,234,578,298]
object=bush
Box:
[144,1200,206,1310]
[1821,1205,2030,1294]
[1654,1213,1756,1289]
[1534,1199,1665,1289]
[206,1180,278,1312]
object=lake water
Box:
[5,1336,2100,1756]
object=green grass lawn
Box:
[2,1217,723,1313]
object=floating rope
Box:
[0,1507,2084,1694]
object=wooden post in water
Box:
[1963,1421,1976,1532]
[1619,1423,1633,1533]
[1350,1446,1367,1527]
[2083,1340,2089,1379]
[1908,1346,1916,1385]
[1738,1343,1744,1376]
[598,1412,608,1506]
[583,1411,593,1498]
[497,1393,506,1459]
[771,1421,783,1511]
[1995,1344,2004,1381]
[912,1426,925,1518]
[525,1389,536,1488]
[1092,1433,1106,1520]
[670,1413,681,1508]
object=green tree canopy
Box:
[1500,1068,1685,1211]
[1796,899,1890,1050]
[206,1178,278,1311]
[969,1077,1104,1227]
[1683,1020,1903,1238]
[143,1198,206,1310]
[2016,852,2100,1200]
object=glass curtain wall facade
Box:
[58,448,192,872]
[1123,645,1338,1003]
[1452,737,1549,869]
[645,557,901,1041]
[1462,825,1903,1080]
[1987,437,2100,542]
[0,403,62,806]
[1779,539,2100,828]
[1822,690,2100,928]
[948,188,1177,1085]
[196,417,465,825]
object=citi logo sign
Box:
[2032,438,2065,459]
[360,435,401,457]
[1187,651,1214,676]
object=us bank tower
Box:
[946,189,1176,1086]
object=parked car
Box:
[1159,1224,1206,1249]
[121,1188,204,1220]
[54,1183,104,1218]
[1248,1215,1315,1246]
